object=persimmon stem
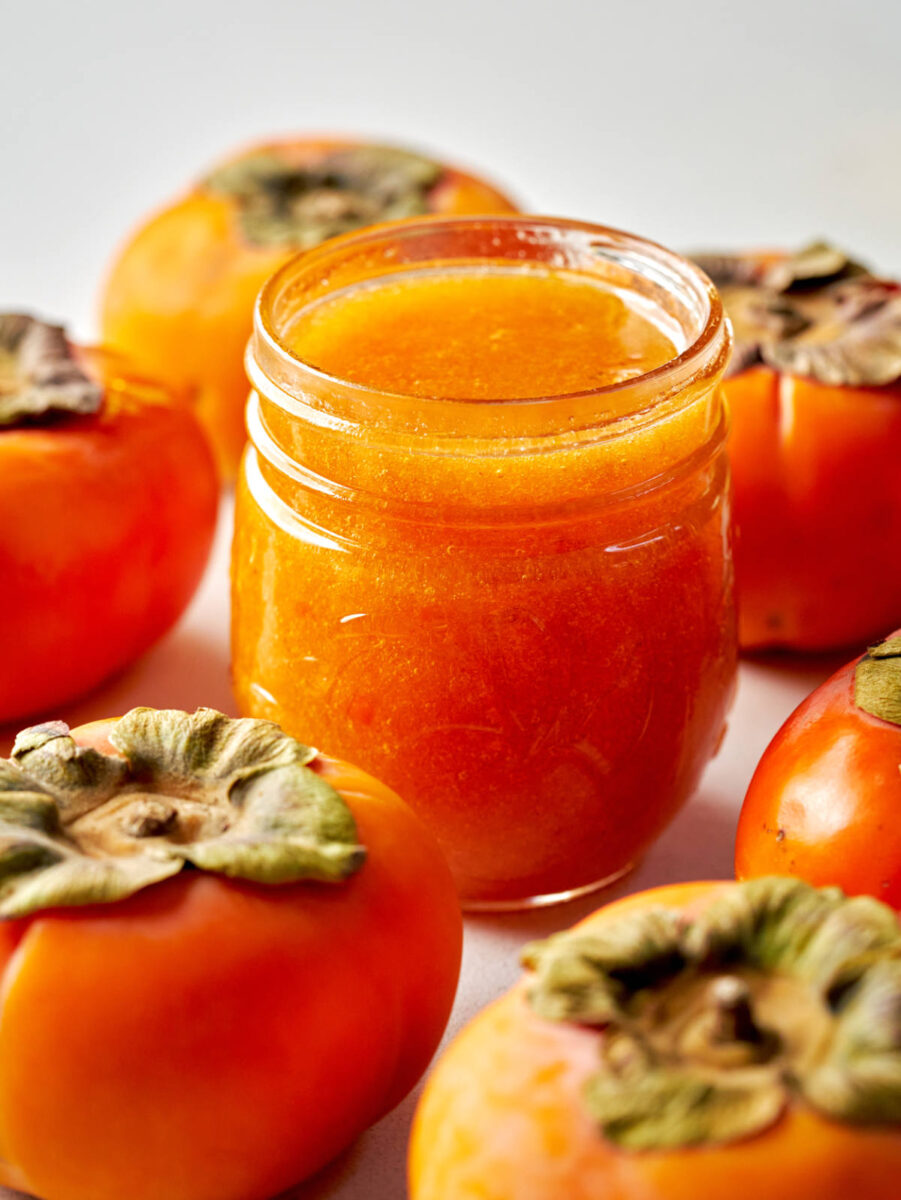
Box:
[122,800,179,839]
[709,976,765,1045]
[0,708,366,917]
[0,314,103,426]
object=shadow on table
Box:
[276,1144,361,1199]
[742,645,849,688]
[466,781,741,947]
[0,1150,369,1200]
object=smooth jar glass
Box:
[232,216,736,909]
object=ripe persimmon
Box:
[0,315,218,723]
[411,877,901,1200]
[694,244,901,651]
[736,632,901,904]
[99,137,519,477]
[0,708,462,1200]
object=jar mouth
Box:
[250,214,729,441]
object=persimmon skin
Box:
[0,721,462,1200]
[0,353,218,724]
[736,633,901,905]
[728,365,901,651]
[409,881,901,1200]
[99,137,520,478]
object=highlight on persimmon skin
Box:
[736,631,901,905]
[409,878,901,1200]
[0,315,218,725]
[693,243,901,652]
[0,710,463,1200]
[99,136,520,479]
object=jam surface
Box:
[289,268,677,399]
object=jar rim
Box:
[253,214,728,421]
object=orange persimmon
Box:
[736,632,901,904]
[0,316,218,724]
[695,244,901,651]
[410,878,901,1200]
[0,708,462,1200]
[99,136,519,477]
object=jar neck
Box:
[245,216,731,517]
[245,390,729,536]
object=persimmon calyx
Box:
[693,242,901,386]
[0,314,103,427]
[854,637,901,726]
[523,877,901,1150]
[0,708,366,918]
[204,145,442,249]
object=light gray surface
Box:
[1,2,898,1195]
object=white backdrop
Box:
[2,0,899,330]
[1,2,899,1198]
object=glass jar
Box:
[232,216,735,909]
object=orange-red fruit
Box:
[409,882,901,1200]
[0,349,218,724]
[729,365,901,652]
[99,137,519,478]
[0,722,462,1200]
[736,632,901,904]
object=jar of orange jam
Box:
[233,216,735,908]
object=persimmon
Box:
[99,137,519,477]
[410,877,901,1200]
[694,243,901,651]
[0,315,218,724]
[0,708,461,1200]
[736,632,901,903]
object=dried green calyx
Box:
[693,243,901,386]
[0,314,103,427]
[854,636,901,726]
[0,708,366,917]
[523,877,901,1150]
[204,145,443,249]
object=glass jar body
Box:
[232,217,736,907]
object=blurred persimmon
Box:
[99,137,519,477]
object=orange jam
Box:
[291,270,677,398]
[233,217,736,907]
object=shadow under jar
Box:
[232,216,736,909]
